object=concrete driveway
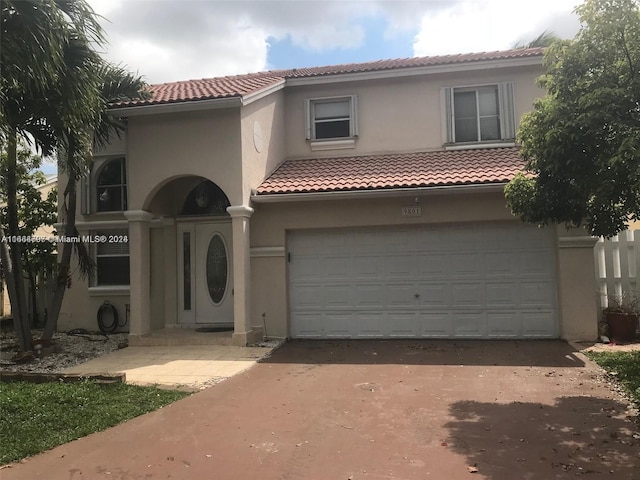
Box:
[3,341,639,480]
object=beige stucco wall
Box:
[58,252,130,333]
[129,108,243,210]
[284,65,544,158]
[240,90,286,201]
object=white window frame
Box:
[82,156,128,214]
[305,95,358,150]
[92,228,130,287]
[441,82,516,148]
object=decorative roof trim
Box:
[251,183,505,203]
[284,57,542,87]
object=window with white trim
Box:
[95,157,127,212]
[94,229,129,286]
[442,83,515,144]
[305,96,358,140]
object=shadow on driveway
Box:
[445,396,639,479]
[263,339,586,367]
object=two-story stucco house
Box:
[58,47,598,345]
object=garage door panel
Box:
[417,254,450,276]
[291,312,324,338]
[324,285,353,308]
[486,282,519,306]
[385,254,416,279]
[520,282,555,306]
[291,256,324,281]
[519,252,555,276]
[485,252,519,277]
[420,312,453,337]
[487,312,521,337]
[289,223,558,339]
[384,230,414,250]
[417,283,451,306]
[450,253,483,278]
[354,256,385,279]
[324,231,354,253]
[416,228,450,249]
[323,313,353,338]
[290,285,323,308]
[353,285,386,308]
[452,283,484,306]
[453,312,486,337]
[353,312,385,337]
[388,312,420,337]
[324,255,353,280]
[450,224,484,249]
[521,311,556,337]
[387,284,416,306]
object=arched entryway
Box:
[145,177,234,327]
[176,180,233,327]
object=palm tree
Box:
[41,61,149,340]
[1,0,102,351]
[1,0,147,349]
[514,30,560,49]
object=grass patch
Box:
[585,350,640,406]
[0,381,190,465]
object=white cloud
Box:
[413,0,581,56]
[86,0,582,84]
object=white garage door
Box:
[288,223,558,339]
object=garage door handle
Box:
[414,293,420,298]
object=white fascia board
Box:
[241,79,286,106]
[108,96,242,117]
[251,183,506,203]
[285,57,542,87]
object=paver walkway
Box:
[64,344,276,389]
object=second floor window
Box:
[443,82,516,145]
[454,86,500,142]
[96,157,127,212]
[306,96,358,140]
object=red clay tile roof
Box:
[115,48,543,108]
[256,147,524,195]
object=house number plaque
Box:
[401,206,422,217]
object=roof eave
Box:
[285,56,543,87]
[251,182,507,203]
[108,96,243,117]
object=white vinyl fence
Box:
[594,229,640,311]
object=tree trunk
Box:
[3,130,33,351]
[42,144,78,340]
[28,274,39,327]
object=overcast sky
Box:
[89,0,583,85]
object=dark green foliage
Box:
[0,381,190,464]
[505,0,640,237]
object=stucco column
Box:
[556,231,599,341]
[227,205,255,346]
[125,210,154,336]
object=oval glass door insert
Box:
[206,234,228,304]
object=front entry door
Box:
[178,222,233,325]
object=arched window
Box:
[96,158,127,212]
[180,181,230,216]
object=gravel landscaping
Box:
[0,326,128,374]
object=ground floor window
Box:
[94,229,130,286]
